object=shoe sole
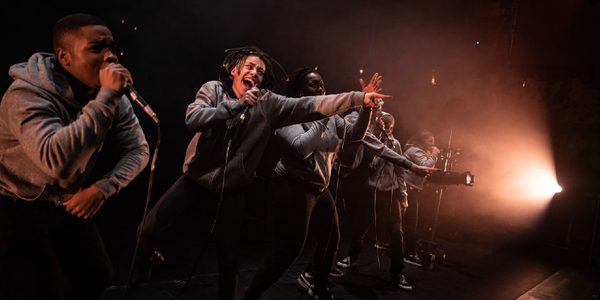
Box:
[399,285,413,292]
[297,275,311,290]
[403,259,423,267]
[329,272,343,278]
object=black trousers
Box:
[403,187,420,256]
[243,175,339,299]
[342,184,405,276]
[136,175,245,300]
[0,196,112,300]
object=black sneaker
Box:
[308,285,335,300]
[128,250,164,287]
[328,266,344,277]
[374,241,390,250]
[336,256,352,268]
[403,254,423,267]
[297,271,314,290]
[392,274,413,292]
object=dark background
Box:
[1,0,599,284]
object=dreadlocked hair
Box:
[218,46,287,96]
[282,67,318,97]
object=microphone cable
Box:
[124,117,161,299]
[170,108,246,299]
[317,111,356,276]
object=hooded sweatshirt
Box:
[273,108,372,193]
[368,134,407,194]
[182,81,365,192]
[336,111,415,181]
[403,143,438,190]
[0,52,149,200]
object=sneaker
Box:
[328,266,344,277]
[403,254,423,267]
[393,274,413,292]
[374,241,390,250]
[336,256,352,268]
[128,250,164,287]
[297,271,314,290]
[308,285,335,300]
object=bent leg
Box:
[243,176,315,300]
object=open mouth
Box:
[242,78,255,90]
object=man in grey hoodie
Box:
[403,130,440,266]
[129,46,391,300]
[0,14,149,300]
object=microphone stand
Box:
[430,128,453,243]
[418,129,454,267]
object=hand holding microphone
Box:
[99,63,159,124]
[226,86,262,142]
[240,86,261,106]
[99,63,132,94]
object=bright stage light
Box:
[515,168,562,203]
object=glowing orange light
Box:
[526,172,561,198]
[510,167,561,203]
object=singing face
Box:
[57,25,118,90]
[230,55,266,98]
[300,72,325,96]
[424,135,435,149]
[382,117,395,136]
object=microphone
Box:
[238,87,265,123]
[126,85,159,124]
[224,87,264,142]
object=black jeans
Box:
[403,187,420,256]
[0,196,112,300]
[136,175,245,300]
[243,175,339,300]
[342,185,405,276]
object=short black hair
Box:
[52,13,106,52]
[282,67,318,97]
[407,130,434,146]
[379,112,395,123]
[218,46,286,95]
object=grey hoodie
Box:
[403,144,438,190]
[182,81,365,192]
[274,108,372,193]
[0,53,149,200]
[368,135,407,194]
[336,111,415,180]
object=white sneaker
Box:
[336,256,352,268]
[393,274,413,291]
[297,271,314,290]
[403,254,423,267]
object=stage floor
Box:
[98,217,599,300]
